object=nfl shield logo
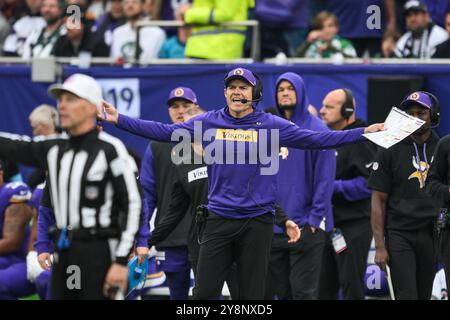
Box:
[85,185,99,200]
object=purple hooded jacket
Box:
[273,73,335,232]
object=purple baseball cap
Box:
[167,87,198,106]
[399,91,433,110]
[224,67,257,87]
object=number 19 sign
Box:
[99,78,141,118]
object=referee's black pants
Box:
[385,223,436,300]
[318,219,372,300]
[51,239,112,300]
[265,226,325,300]
[194,211,273,300]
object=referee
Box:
[0,73,142,300]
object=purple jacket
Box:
[116,105,365,219]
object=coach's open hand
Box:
[103,263,128,299]
[364,123,385,134]
[100,101,119,124]
[286,220,301,243]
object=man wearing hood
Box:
[318,89,377,300]
[265,72,335,300]
[369,91,440,299]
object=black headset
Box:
[224,70,263,102]
[426,92,440,127]
[341,88,355,119]
[251,72,263,101]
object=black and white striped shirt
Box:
[394,23,448,59]
[0,129,142,265]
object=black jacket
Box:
[148,141,191,249]
[52,21,109,57]
[433,39,450,58]
[426,134,450,212]
[332,119,377,226]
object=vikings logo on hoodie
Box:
[408,155,430,189]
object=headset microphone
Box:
[240,97,262,104]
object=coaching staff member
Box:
[369,91,440,300]
[426,133,450,293]
[101,67,384,299]
[0,74,142,300]
[319,89,377,300]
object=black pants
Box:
[266,226,325,300]
[385,224,436,300]
[437,227,450,292]
[318,219,372,300]
[190,245,239,300]
[194,212,273,300]
[51,239,112,300]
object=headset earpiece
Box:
[427,92,440,127]
[341,88,355,119]
[251,72,263,101]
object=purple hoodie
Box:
[273,73,335,232]
[116,104,365,219]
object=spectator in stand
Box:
[3,0,45,56]
[158,5,190,58]
[87,0,108,20]
[53,11,109,57]
[1,0,25,24]
[296,11,357,59]
[91,0,125,48]
[394,0,448,58]
[176,0,253,59]
[148,0,191,38]
[432,11,450,58]
[254,0,310,58]
[385,0,450,33]
[22,0,66,59]
[0,12,10,54]
[110,0,166,62]
[326,0,385,57]
[382,30,400,57]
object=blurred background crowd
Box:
[1,0,450,62]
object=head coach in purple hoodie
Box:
[265,72,335,300]
[101,67,385,300]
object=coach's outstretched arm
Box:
[101,101,197,141]
[274,116,384,150]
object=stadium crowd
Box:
[1,0,450,61]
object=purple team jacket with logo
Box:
[117,108,365,219]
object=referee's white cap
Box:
[48,73,103,110]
